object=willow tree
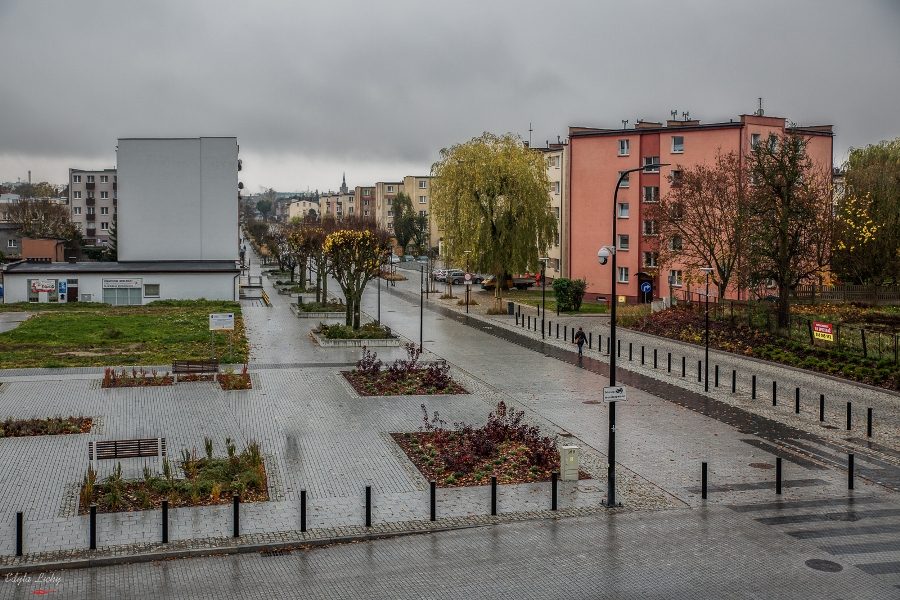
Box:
[324,228,390,328]
[430,132,557,311]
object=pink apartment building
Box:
[567,114,833,304]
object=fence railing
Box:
[793,284,900,305]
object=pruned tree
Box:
[324,227,391,328]
[652,152,749,300]
[746,133,833,327]
[832,138,900,284]
[430,132,557,311]
[6,199,80,241]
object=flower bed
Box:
[392,402,572,487]
[79,438,268,514]
[316,321,393,339]
[0,416,92,438]
[102,367,174,388]
[343,344,466,396]
[218,366,252,390]
[297,301,345,313]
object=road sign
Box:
[603,386,627,403]
[812,321,834,342]
[464,272,473,285]
[640,281,652,294]
[209,313,235,331]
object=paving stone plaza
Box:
[0,254,899,598]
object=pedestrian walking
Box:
[574,326,586,357]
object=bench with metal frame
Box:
[172,360,219,381]
[89,438,166,469]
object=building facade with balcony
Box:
[531,142,567,280]
[68,168,117,246]
[567,113,834,304]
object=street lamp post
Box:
[420,262,424,348]
[598,162,668,507]
[539,257,550,339]
[700,267,714,392]
[464,250,472,314]
[377,253,384,325]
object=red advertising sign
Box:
[812,321,834,342]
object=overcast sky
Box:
[1,0,898,193]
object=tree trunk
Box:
[777,288,790,329]
[353,294,361,329]
[345,296,353,327]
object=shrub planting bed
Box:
[102,367,174,388]
[297,301,345,313]
[392,402,577,487]
[0,416,92,438]
[344,344,466,396]
[79,438,268,514]
[627,305,899,390]
[316,321,394,340]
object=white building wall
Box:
[117,137,238,261]
[2,272,237,304]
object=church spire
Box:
[340,172,348,194]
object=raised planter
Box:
[310,330,401,347]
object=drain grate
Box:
[260,548,293,557]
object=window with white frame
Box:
[348,207,354,214]
[669,269,683,286]
[642,186,659,203]
[419,195,427,204]
[100,207,109,215]
[73,207,82,215]
[86,175,94,183]
[86,207,95,215]
[671,136,684,153]
[101,222,109,230]
[418,180,427,189]
[643,219,658,235]
[73,175,81,183]
[669,235,683,251]
[618,139,629,156]
[100,191,109,199]
[643,156,660,172]
[364,210,369,217]
[768,134,778,151]
[644,252,658,267]
[387,185,394,193]
[554,207,560,219]
[7,239,17,248]
[617,234,629,250]
[617,202,629,218]
[100,175,108,183]
[73,191,82,199]
[671,170,683,186]
[143,284,160,297]
[751,133,761,149]
[618,266,629,283]
[551,181,560,194]
[670,203,684,220]
[618,171,630,187]
[387,210,393,217]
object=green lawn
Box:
[492,289,609,314]
[0,300,247,368]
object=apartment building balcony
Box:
[85,182,96,190]
[86,228,96,237]
[85,213,96,222]
[85,197,96,206]
[112,182,117,191]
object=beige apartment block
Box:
[531,142,567,279]
[287,198,319,221]
[354,185,376,221]
[68,167,117,246]
[400,175,442,248]
[318,175,355,220]
[374,181,401,230]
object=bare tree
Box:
[6,199,79,241]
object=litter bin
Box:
[560,445,580,481]
[507,301,515,315]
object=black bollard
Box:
[701,462,708,500]
[516,313,519,326]
[668,352,672,373]
[641,346,645,365]
[731,369,736,393]
[233,495,240,538]
[89,504,97,550]
[629,343,633,361]
[301,490,307,532]
[681,356,686,377]
[528,315,531,329]
[653,348,658,369]
[867,408,873,438]
[697,360,702,382]
[556,323,559,339]
[618,339,622,357]
[589,332,592,349]
[776,457,782,495]
[714,365,719,388]
[15,512,23,557]
[752,375,757,399]
[606,338,610,355]
[365,485,372,527]
[430,481,436,521]
[848,454,855,490]
[819,394,825,422]
[795,388,800,414]
[491,476,498,516]
[564,325,567,340]
[551,472,558,511]
[772,381,777,406]
[847,402,852,430]
[162,500,169,544]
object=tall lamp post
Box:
[377,252,385,325]
[464,250,472,314]
[597,162,668,507]
[419,262,424,347]
[700,267,714,392]
[539,257,550,339]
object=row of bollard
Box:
[700,454,856,499]
[12,475,563,556]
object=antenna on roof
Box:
[670,110,678,120]
[557,135,561,144]
[622,119,629,129]
[756,97,764,116]
[528,122,533,147]
[682,111,690,121]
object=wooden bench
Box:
[89,438,166,466]
[172,360,219,381]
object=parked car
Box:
[389,255,401,264]
[401,255,415,262]
[416,255,429,263]
[446,270,465,284]
[432,268,450,281]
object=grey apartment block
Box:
[0,222,21,259]
[68,167,117,246]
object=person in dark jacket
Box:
[574,327,586,356]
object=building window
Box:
[617,202,629,218]
[73,175,81,183]
[671,136,684,153]
[386,198,392,206]
[554,207,561,219]
[86,175,94,183]
[364,210,369,217]
[73,191,82,199]
[617,234,629,250]
[86,207,95,215]
[418,180,427,189]
[670,203,684,220]
[143,284,160,297]
[618,171,630,187]
[669,270,683,286]
[644,252,658,267]
[671,170,683,187]
[618,139,629,156]
[419,210,427,217]
[363,200,369,207]
[618,267,629,283]
[643,219,658,235]
[7,239,17,248]
[642,186,659,203]
[547,155,560,168]
[100,207,109,215]
[768,134,778,151]
[100,175,109,183]
[551,181,560,194]
[101,222,109,230]
[387,211,393,217]
[100,191,109,199]
[751,133,761,149]
[387,185,394,193]
[348,207,354,214]
[670,235,683,251]
[419,195,427,204]
[643,156,660,172]
[73,207,82,215]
